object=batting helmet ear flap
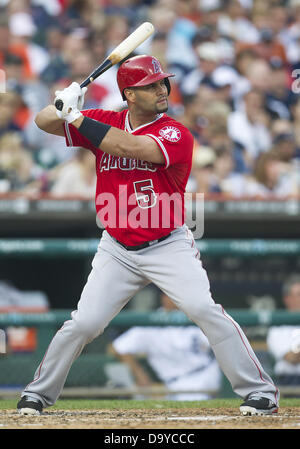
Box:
[164,77,171,96]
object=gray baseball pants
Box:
[22,225,279,406]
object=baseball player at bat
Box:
[17,54,279,416]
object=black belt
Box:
[115,232,172,251]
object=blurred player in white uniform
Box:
[110,292,222,400]
[267,275,300,386]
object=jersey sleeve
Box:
[112,327,152,355]
[266,327,293,359]
[63,109,120,153]
[145,123,194,169]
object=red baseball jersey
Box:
[63,108,194,246]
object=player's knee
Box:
[182,298,212,322]
[74,317,104,342]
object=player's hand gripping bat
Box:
[54,22,155,111]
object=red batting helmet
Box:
[117,55,175,100]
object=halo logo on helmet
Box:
[117,55,175,101]
[152,58,162,74]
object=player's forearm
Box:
[35,105,65,135]
[109,345,153,386]
[101,127,145,159]
[119,354,153,387]
[71,115,163,163]
[72,115,141,158]
[284,351,300,364]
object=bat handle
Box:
[80,78,92,88]
[55,99,64,111]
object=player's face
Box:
[285,283,300,310]
[129,79,169,113]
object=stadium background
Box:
[0,0,300,399]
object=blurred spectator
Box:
[250,149,298,197]
[211,71,235,105]
[235,47,257,79]
[0,132,42,193]
[197,98,249,173]
[50,148,96,198]
[227,88,272,167]
[84,29,122,110]
[203,100,231,130]
[0,91,23,137]
[208,146,238,194]
[237,6,288,64]
[215,129,248,174]
[222,149,299,198]
[0,0,299,198]
[243,58,273,96]
[0,13,32,80]
[272,132,296,164]
[103,0,138,27]
[218,0,260,43]
[180,41,222,95]
[149,1,197,72]
[109,292,222,400]
[40,29,88,85]
[267,275,300,387]
[40,19,128,110]
[24,80,73,166]
[200,0,235,63]
[279,0,300,65]
[44,25,65,58]
[290,97,300,156]
[269,3,289,39]
[187,143,248,195]
[4,52,50,120]
[175,94,208,141]
[104,14,130,54]
[187,145,216,193]
[265,59,297,120]
[229,48,256,102]
[8,11,50,77]
[0,279,49,313]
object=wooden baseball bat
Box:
[55,22,155,111]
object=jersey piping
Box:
[145,133,170,168]
[124,110,164,133]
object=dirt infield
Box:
[1,407,300,429]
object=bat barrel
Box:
[54,21,154,111]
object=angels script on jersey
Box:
[100,154,157,172]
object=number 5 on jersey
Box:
[133,179,157,209]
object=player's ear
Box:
[124,88,135,103]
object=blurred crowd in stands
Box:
[0,0,300,198]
